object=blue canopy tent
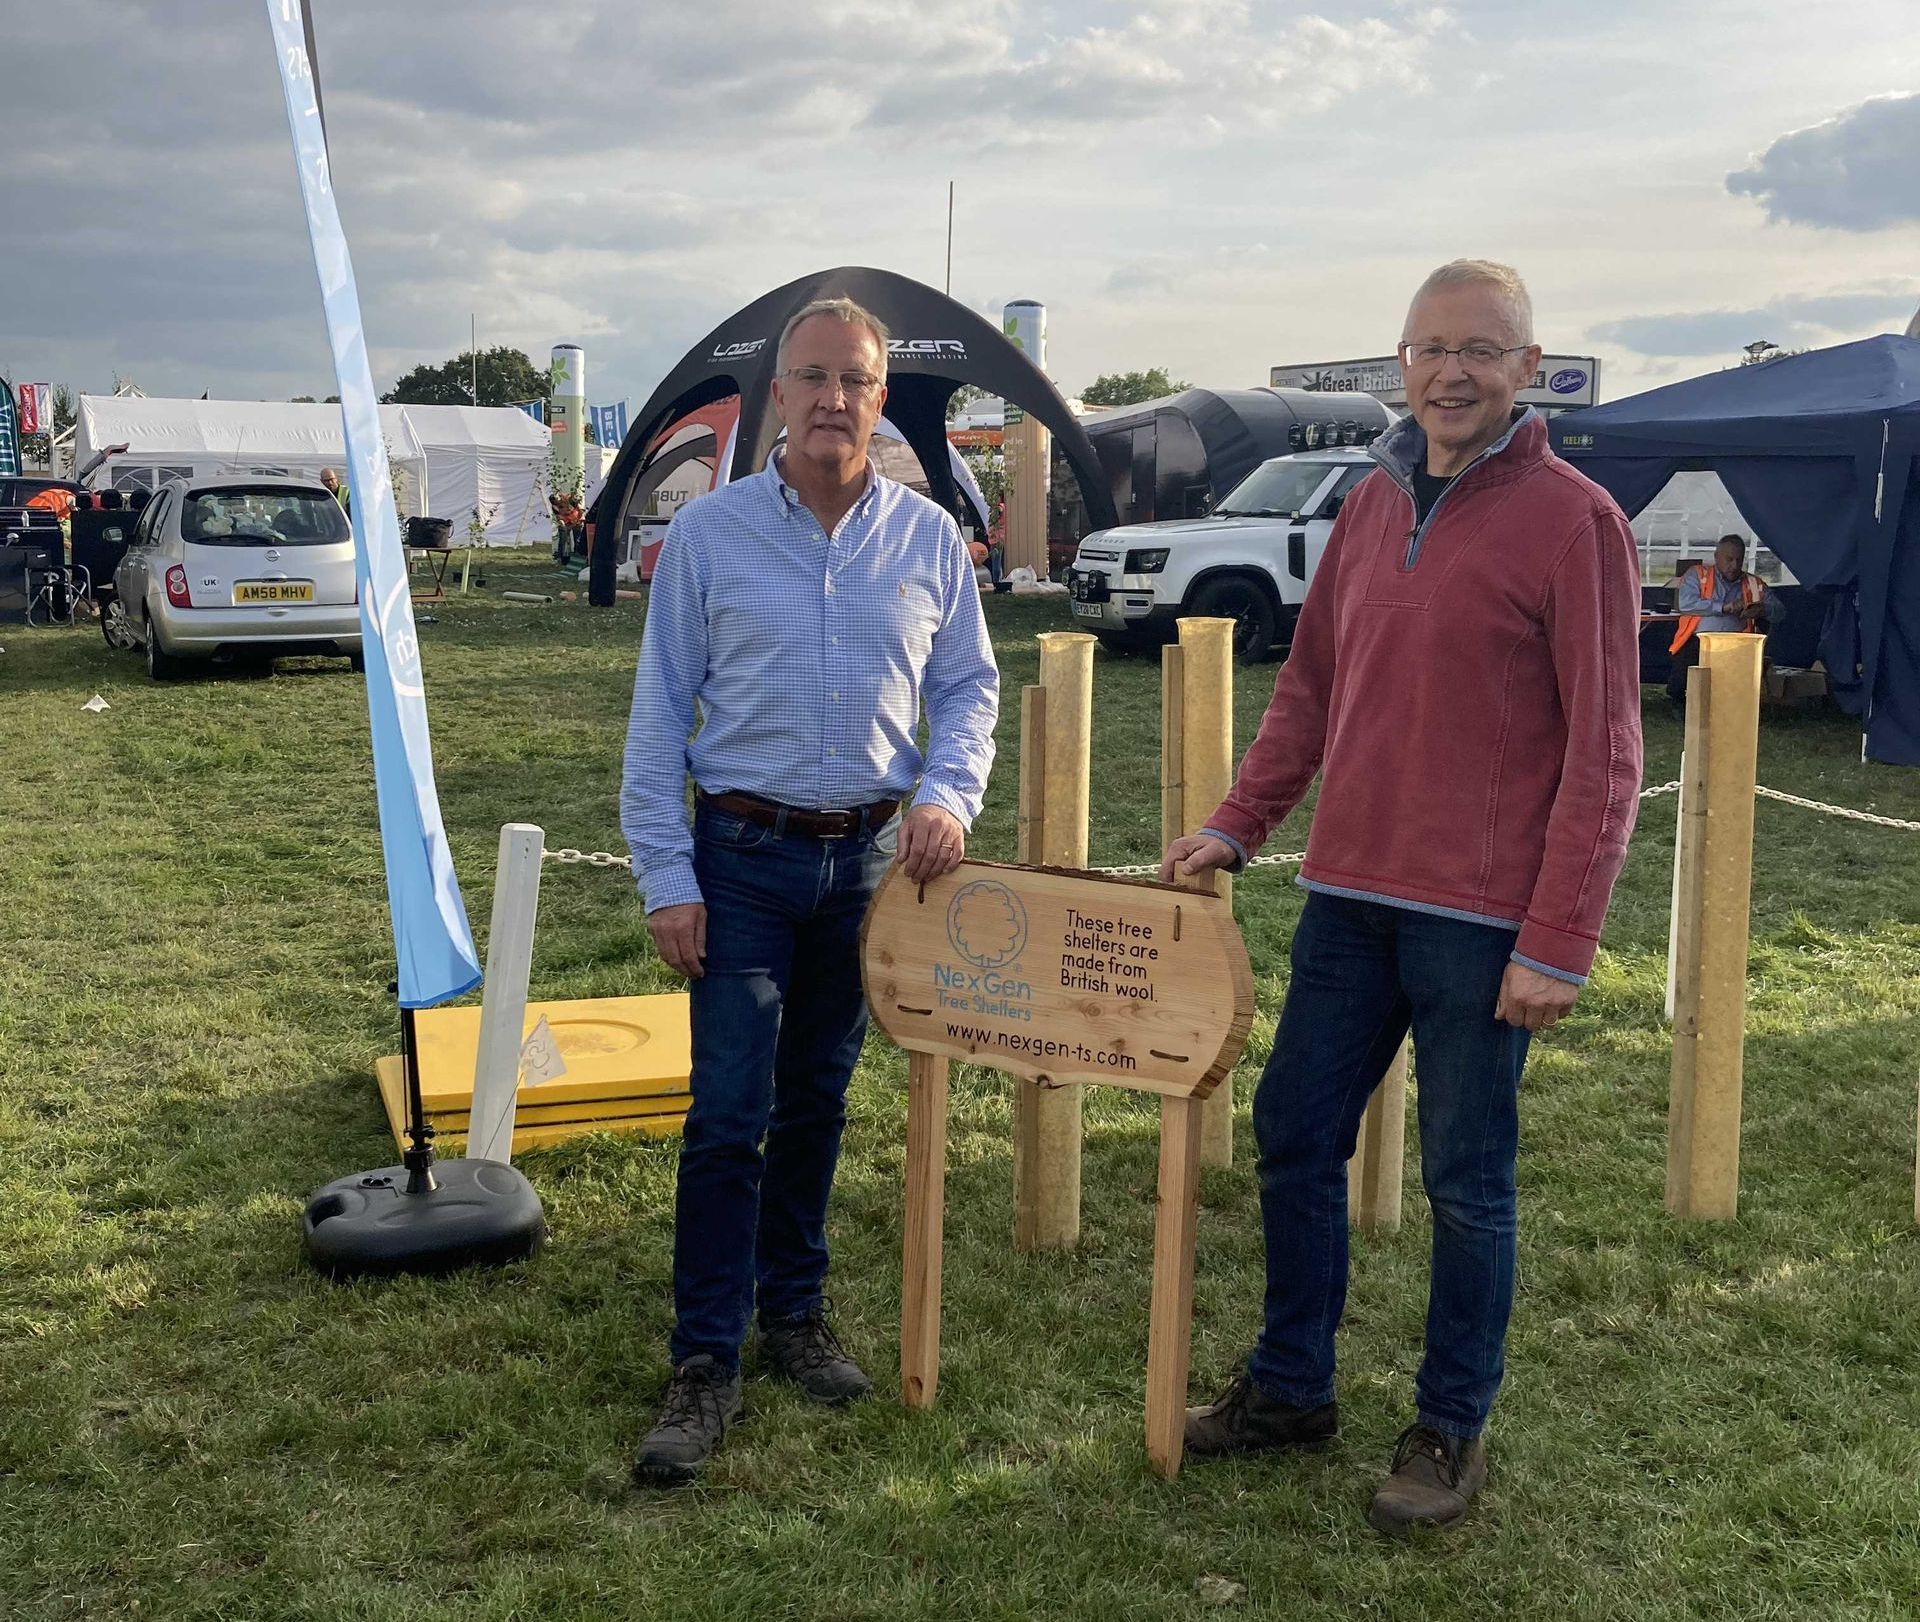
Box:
[1549,335,1920,765]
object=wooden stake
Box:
[1160,645,1186,858]
[1176,619,1236,1168]
[1347,1041,1408,1233]
[1013,635,1092,1251]
[1666,676,1712,1215]
[901,1050,949,1410]
[1145,1093,1204,1480]
[1667,634,1763,1220]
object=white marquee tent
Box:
[74,395,555,545]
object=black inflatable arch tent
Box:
[587,266,1117,605]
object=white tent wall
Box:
[583,442,618,508]
[398,404,550,546]
[74,395,429,515]
[75,396,553,546]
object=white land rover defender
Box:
[1064,447,1380,661]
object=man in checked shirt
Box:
[622,297,1000,1486]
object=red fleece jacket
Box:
[1203,411,1643,981]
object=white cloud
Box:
[0,1,1910,416]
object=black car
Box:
[0,475,82,512]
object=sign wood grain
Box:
[861,860,1252,1101]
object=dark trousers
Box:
[670,804,892,1369]
[1247,891,1532,1439]
[1667,635,1701,710]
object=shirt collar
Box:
[768,446,882,518]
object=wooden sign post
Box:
[863,858,1254,1479]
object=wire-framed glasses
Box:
[782,367,883,398]
[1397,342,1530,371]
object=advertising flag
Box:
[0,378,17,477]
[590,401,627,449]
[266,0,481,1008]
[17,384,48,436]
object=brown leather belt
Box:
[699,790,900,839]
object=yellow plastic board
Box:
[398,993,692,1109]
[375,1057,689,1154]
[371,992,694,1154]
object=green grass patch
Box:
[2,554,1918,1619]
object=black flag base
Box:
[301,999,546,1279]
[302,1156,546,1279]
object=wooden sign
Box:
[862,859,1256,1479]
[861,861,1252,1100]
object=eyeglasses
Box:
[1397,342,1530,371]
[782,367,883,399]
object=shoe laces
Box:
[1390,1423,1462,1488]
[660,1360,730,1433]
[772,1301,850,1372]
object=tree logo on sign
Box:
[946,881,1028,970]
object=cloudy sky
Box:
[6,0,1919,415]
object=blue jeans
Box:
[670,803,893,1370]
[1248,891,1532,1439]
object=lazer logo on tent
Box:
[709,339,767,362]
[888,339,967,361]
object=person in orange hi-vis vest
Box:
[24,484,77,554]
[1667,533,1776,716]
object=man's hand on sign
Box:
[898,804,966,883]
[649,902,707,979]
[1494,960,1578,1033]
[1160,833,1238,885]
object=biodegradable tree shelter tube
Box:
[1666,633,1764,1221]
[1000,300,1050,579]
[1012,632,1092,1251]
[1162,617,1237,1167]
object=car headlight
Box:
[1126,548,1170,573]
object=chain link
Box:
[534,777,1912,881]
[1753,785,1920,832]
[541,847,631,869]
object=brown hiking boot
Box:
[1367,1424,1487,1534]
[1184,1372,1338,1459]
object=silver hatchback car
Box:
[104,476,363,679]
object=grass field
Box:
[3,553,1919,1620]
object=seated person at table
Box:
[1667,535,1777,716]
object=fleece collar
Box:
[1371,405,1543,489]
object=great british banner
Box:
[266,0,481,1008]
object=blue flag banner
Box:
[267,0,481,1009]
[515,398,546,424]
[0,378,19,478]
[590,401,627,449]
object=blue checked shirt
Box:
[622,455,1000,913]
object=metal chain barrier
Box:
[534,776,1912,882]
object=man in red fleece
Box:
[1163,260,1643,1535]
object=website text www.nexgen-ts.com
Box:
[943,1024,1138,1072]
